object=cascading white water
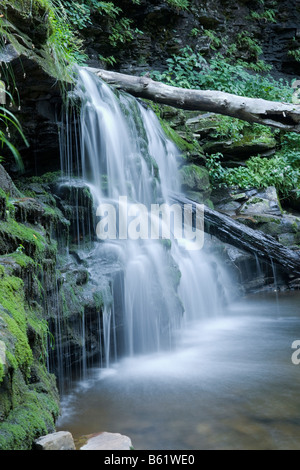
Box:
[56,70,300,451]
[67,67,232,364]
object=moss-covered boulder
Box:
[180,164,210,191]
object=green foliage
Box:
[98,54,117,66]
[236,32,263,59]
[208,115,276,146]
[47,1,88,69]
[207,153,300,198]
[288,49,300,62]
[250,9,277,23]
[166,0,190,10]
[204,30,222,51]
[58,1,92,30]
[0,274,33,377]
[150,46,293,102]
[0,91,27,171]
[190,28,200,37]
[0,386,59,450]
[47,0,143,66]
[277,132,300,167]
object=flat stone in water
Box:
[80,432,133,450]
[34,431,76,450]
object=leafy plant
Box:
[204,30,222,50]
[206,153,300,198]
[190,28,200,37]
[288,49,300,62]
[166,0,190,10]
[149,47,293,102]
[250,9,277,23]
[0,90,27,171]
[277,132,300,167]
[236,32,263,59]
[98,54,117,66]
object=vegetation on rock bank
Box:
[0,185,61,449]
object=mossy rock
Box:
[179,164,211,192]
[0,269,60,450]
[0,218,47,258]
[203,139,276,160]
[3,0,53,47]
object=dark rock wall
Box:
[2,0,300,177]
[84,0,300,77]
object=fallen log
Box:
[88,67,300,133]
[169,192,300,275]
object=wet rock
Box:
[0,165,21,198]
[54,180,95,244]
[12,197,45,224]
[34,431,76,451]
[180,164,210,192]
[1,51,62,175]
[223,245,288,294]
[240,195,282,217]
[80,432,133,451]
[203,139,277,161]
[75,269,89,286]
[0,190,6,221]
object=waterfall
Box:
[59,67,232,374]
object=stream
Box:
[57,291,300,450]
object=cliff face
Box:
[83,0,300,77]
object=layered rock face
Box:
[83,0,300,77]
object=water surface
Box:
[57,291,300,450]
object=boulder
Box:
[203,138,276,161]
[239,187,282,217]
[34,431,76,451]
[80,432,133,451]
[180,164,210,192]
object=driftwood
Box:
[170,193,300,275]
[89,68,300,133]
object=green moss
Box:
[0,218,46,257]
[1,252,36,269]
[26,171,62,185]
[1,0,77,83]
[0,388,58,450]
[0,275,33,377]
[180,164,211,192]
[0,266,59,449]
